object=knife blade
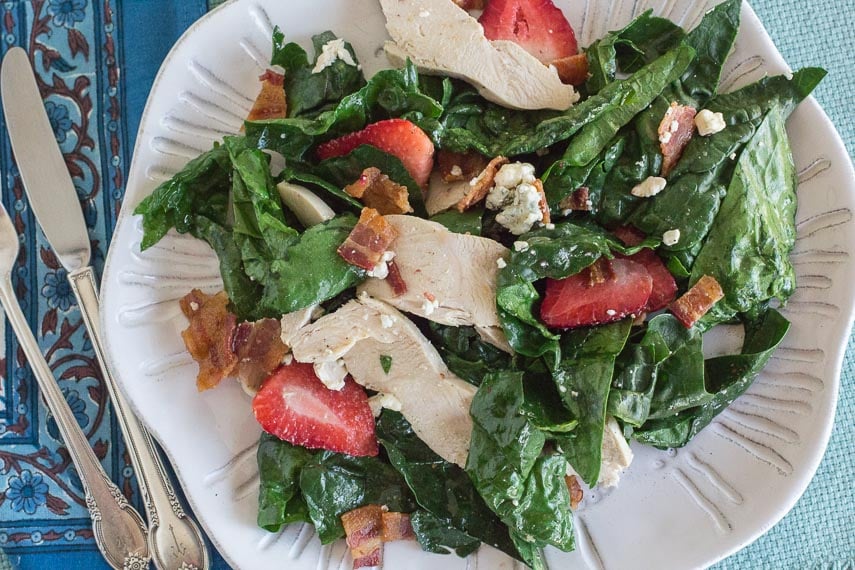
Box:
[0,47,90,272]
[1,46,210,569]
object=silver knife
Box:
[1,47,209,570]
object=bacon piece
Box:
[565,474,583,510]
[452,0,485,9]
[587,257,615,287]
[670,275,724,328]
[232,318,288,393]
[436,149,489,183]
[344,167,413,216]
[381,512,414,542]
[612,225,646,247]
[337,208,399,271]
[246,70,287,122]
[558,186,591,212]
[533,179,551,224]
[455,156,509,212]
[180,290,238,391]
[385,260,408,296]
[552,53,589,86]
[658,102,697,177]
[342,505,385,569]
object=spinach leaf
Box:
[410,511,481,557]
[552,321,632,485]
[466,372,574,555]
[629,68,825,254]
[521,372,578,434]
[690,107,797,326]
[634,309,790,448]
[314,144,427,216]
[422,45,693,158]
[246,60,442,161]
[562,44,695,167]
[425,323,513,386]
[299,451,416,543]
[272,29,366,119]
[134,144,231,249]
[429,209,483,236]
[585,10,685,93]
[376,411,519,559]
[542,134,626,212]
[256,434,313,532]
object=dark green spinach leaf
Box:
[256,434,313,532]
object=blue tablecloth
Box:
[0,0,852,568]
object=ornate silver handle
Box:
[68,267,209,570]
[0,276,149,570]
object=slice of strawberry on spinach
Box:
[253,361,378,457]
[613,226,678,312]
[479,0,579,63]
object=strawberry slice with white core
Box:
[253,362,378,456]
[316,118,435,188]
[478,0,579,63]
[540,258,653,329]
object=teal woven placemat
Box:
[714,1,855,568]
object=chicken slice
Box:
[380,0,578,111]
[289,296,476,466]
[357,215,511,352]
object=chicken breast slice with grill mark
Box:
[289,296,476,467]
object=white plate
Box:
[100,1,855,568]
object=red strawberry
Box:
[316,119,435,188]
[613,226,678,312]
[478,0,579,63]
[252,361,378,457]
[540,258,652,329]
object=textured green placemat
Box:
[714,1,855,568]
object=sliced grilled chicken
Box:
[289,296,476,466]
[357,215,511,352]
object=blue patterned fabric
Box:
[0,1,852,569]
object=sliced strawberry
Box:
[478,0,579,63]
[252,362,378,457]
[540,258,652,329]
[316,119,435,188]
[613,226,677,312]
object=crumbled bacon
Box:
[385,260,408,297]
[533,179,551,224]
[180,290,239,391]
[552,53,589,86]
[658,102,697,177]
[436,149,488,183]
[455,156,509,212]
[232,318,287,393]
[558,186,591,212]
[670,275,725,328]
[337,208,399,271]
[246,70,287,122]
[452,0,485,9]
[612,225,646,247]
[565,474,583,510]
[381,512,414,542]
[344,167,413,215]
[342,505,384,569]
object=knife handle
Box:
[68,267,209,570]
[0,276,150,570]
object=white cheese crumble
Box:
[450,164,462,177]
[366,250,396,279]
[380,314,396,329]
[606,309,616,316]
[312,38,357,74]
[485,162,544,235]
[189,301,199,311]
[662,229,681,246]
[313,359,348,391]
[496,257,507,269]
[631,176,667,198]
[513,240,530,252]
[544,223,555,230]
[694,109,726,136]
[368,393,402,417]
[659,131,672,144]
[421,297,440,316]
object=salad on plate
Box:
[133,0,825,567]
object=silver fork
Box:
[0,202,150,569]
